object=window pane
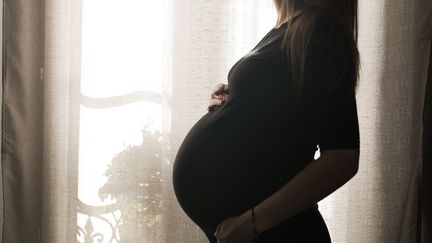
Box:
[81,0,164,97]
[78,103,163,242]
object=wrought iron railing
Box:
[76,199,122,243]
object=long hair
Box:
[273,0,359,100]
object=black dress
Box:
[172,10,360,243]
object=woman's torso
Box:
[172,16,320,229]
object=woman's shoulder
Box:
[302,8,348,46]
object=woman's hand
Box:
[208,83,229,111]
[214,210,256,243]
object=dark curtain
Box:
[420,31,432,243]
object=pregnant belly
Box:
[172,109,304,226]
[173,111,247,223]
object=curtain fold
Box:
[41,1,82,242]
[2,0,45,242]
[420,23,432,243]
[1,0,432,242]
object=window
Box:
[76,1,167,242]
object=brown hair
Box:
[273,0,359,100]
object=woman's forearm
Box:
[241,148,360,235]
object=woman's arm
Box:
[239,148,360,235]
[215,148,360,241]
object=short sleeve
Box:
[302,12,360,150]
[315,90,360,150]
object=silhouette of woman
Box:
[173,1,360,242]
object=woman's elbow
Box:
[345,148,360,179]
[321,148,360,179]
[350,148,360,176]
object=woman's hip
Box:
[254,205,331,243]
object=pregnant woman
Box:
[173,0,360,242]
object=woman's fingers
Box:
[213,83,227,96]
[211,92,228,101]
[223,83,229,94]
[208,100,224,111]
[211,83,229,99]
[209,83,229,111]
[209,96,227,107]
[211,92,218,100]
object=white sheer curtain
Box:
[1,0,431,242]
